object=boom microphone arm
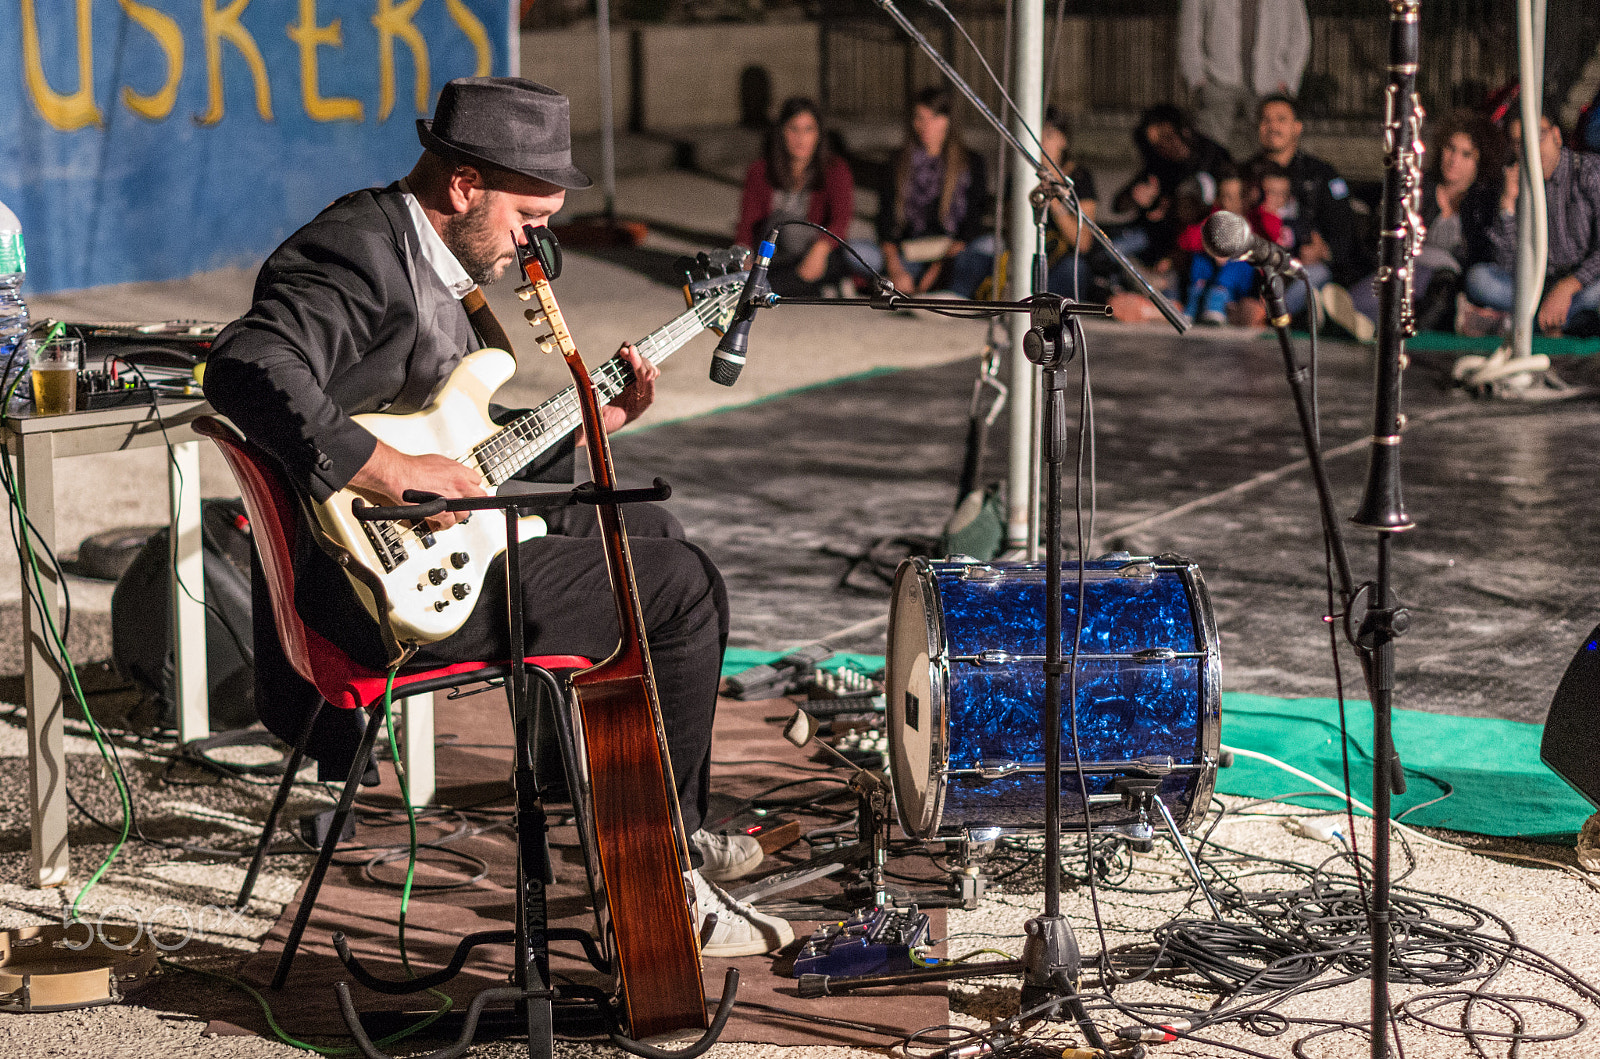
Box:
[870,0,1188,334]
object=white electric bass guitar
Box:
[310,254,747,650]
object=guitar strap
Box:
[462,288,515,360]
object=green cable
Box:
[141,674,459,1056]
[0,445,134,916]
[158,958,453,1056]
[378,669,456,1032]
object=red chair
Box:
[193,416,590,989]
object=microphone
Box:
[710,230,776,386]
[1201,211,1306,279]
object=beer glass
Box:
[25,336,80,416]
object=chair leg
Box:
[270,708,384,990]
[236,700,327,911]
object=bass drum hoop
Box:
[887,557,948,838]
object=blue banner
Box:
[1,0,513,293]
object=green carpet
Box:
[1401,331,1600,356]
[722,651,1592,841]
[1217,693,1590,841]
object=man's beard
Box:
[442,193,510,285]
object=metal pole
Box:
[1511,0,1548,358]
[596,0,618,221]
[1006,0,1044,552]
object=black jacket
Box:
[208,185,465,504]
[1275,150,1366,286]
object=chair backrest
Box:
[193,415,377,709]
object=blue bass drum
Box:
[886,556,1221,839]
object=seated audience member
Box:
[1247,94,1364,318]
[1462,102,1600,336]
[946,106,1100,299]
[736,96,858,297]
[1180,162,1286,325]
[871,86,990,296]
[1321,111,1504,340]
[1101,104,1234,282]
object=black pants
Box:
[251,503,728,837]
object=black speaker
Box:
[1542,623,1600,810]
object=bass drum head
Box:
[887,559,943,838]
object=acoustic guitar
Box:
[305,254,744,652]
[516,225,709,1039]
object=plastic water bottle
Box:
[0,199,28,409]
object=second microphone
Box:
[710,230,779,387]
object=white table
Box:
[3,399,209,887]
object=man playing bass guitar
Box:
[203,76,792,958]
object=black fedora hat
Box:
[417,77,592,190]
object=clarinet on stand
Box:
[1350,2,1424,1057]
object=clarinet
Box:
[1352,0,1423,533]
[1351,6,1423,1058]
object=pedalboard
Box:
[793,906,930,979]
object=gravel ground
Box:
[1,711,1596,1058]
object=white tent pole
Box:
[1005,0,1045,554]
[1512,0,1549,357]
[596,0,618,217]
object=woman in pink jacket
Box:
[736,97,859,296]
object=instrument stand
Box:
[778,710,962,911]
[1259,252,1412,1059]
[331,484,738,1059]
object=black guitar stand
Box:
[333,482,738,1059]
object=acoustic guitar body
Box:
[571,658,709,1039]
[515,224,709,1041]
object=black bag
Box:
[111,498,256,731]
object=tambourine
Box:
[0,924,159,1013]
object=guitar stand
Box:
[338,483,739,1059]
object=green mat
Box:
[722,651,1591,841]
[1217,693,1590,841]
[1404,331,1600,356]
[1279,329,1600,356]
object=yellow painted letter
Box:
[21,0,102,130]
[446,0,492,77]
[119,0,185,121]
[199,0,274,124]
[371,0,429,122]
[288,0,363,122]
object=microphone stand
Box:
[728,2,1178,1048]
[744,288,1109,1053]
[868,0,1189,337]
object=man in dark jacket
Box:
[204,77,790,957]
[1465,105,1600,334]
[1248,94,1365,315]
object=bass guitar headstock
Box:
[680,248,750,337]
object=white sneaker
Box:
[690,869,794,958]
[1319,283,1375,343]
[689,829,763,882]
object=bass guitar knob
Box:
[452,583,472,600]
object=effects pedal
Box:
[803,665,881,699]
[793,906,930,979]
[830,724,887,769]
[76,368,161,409]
